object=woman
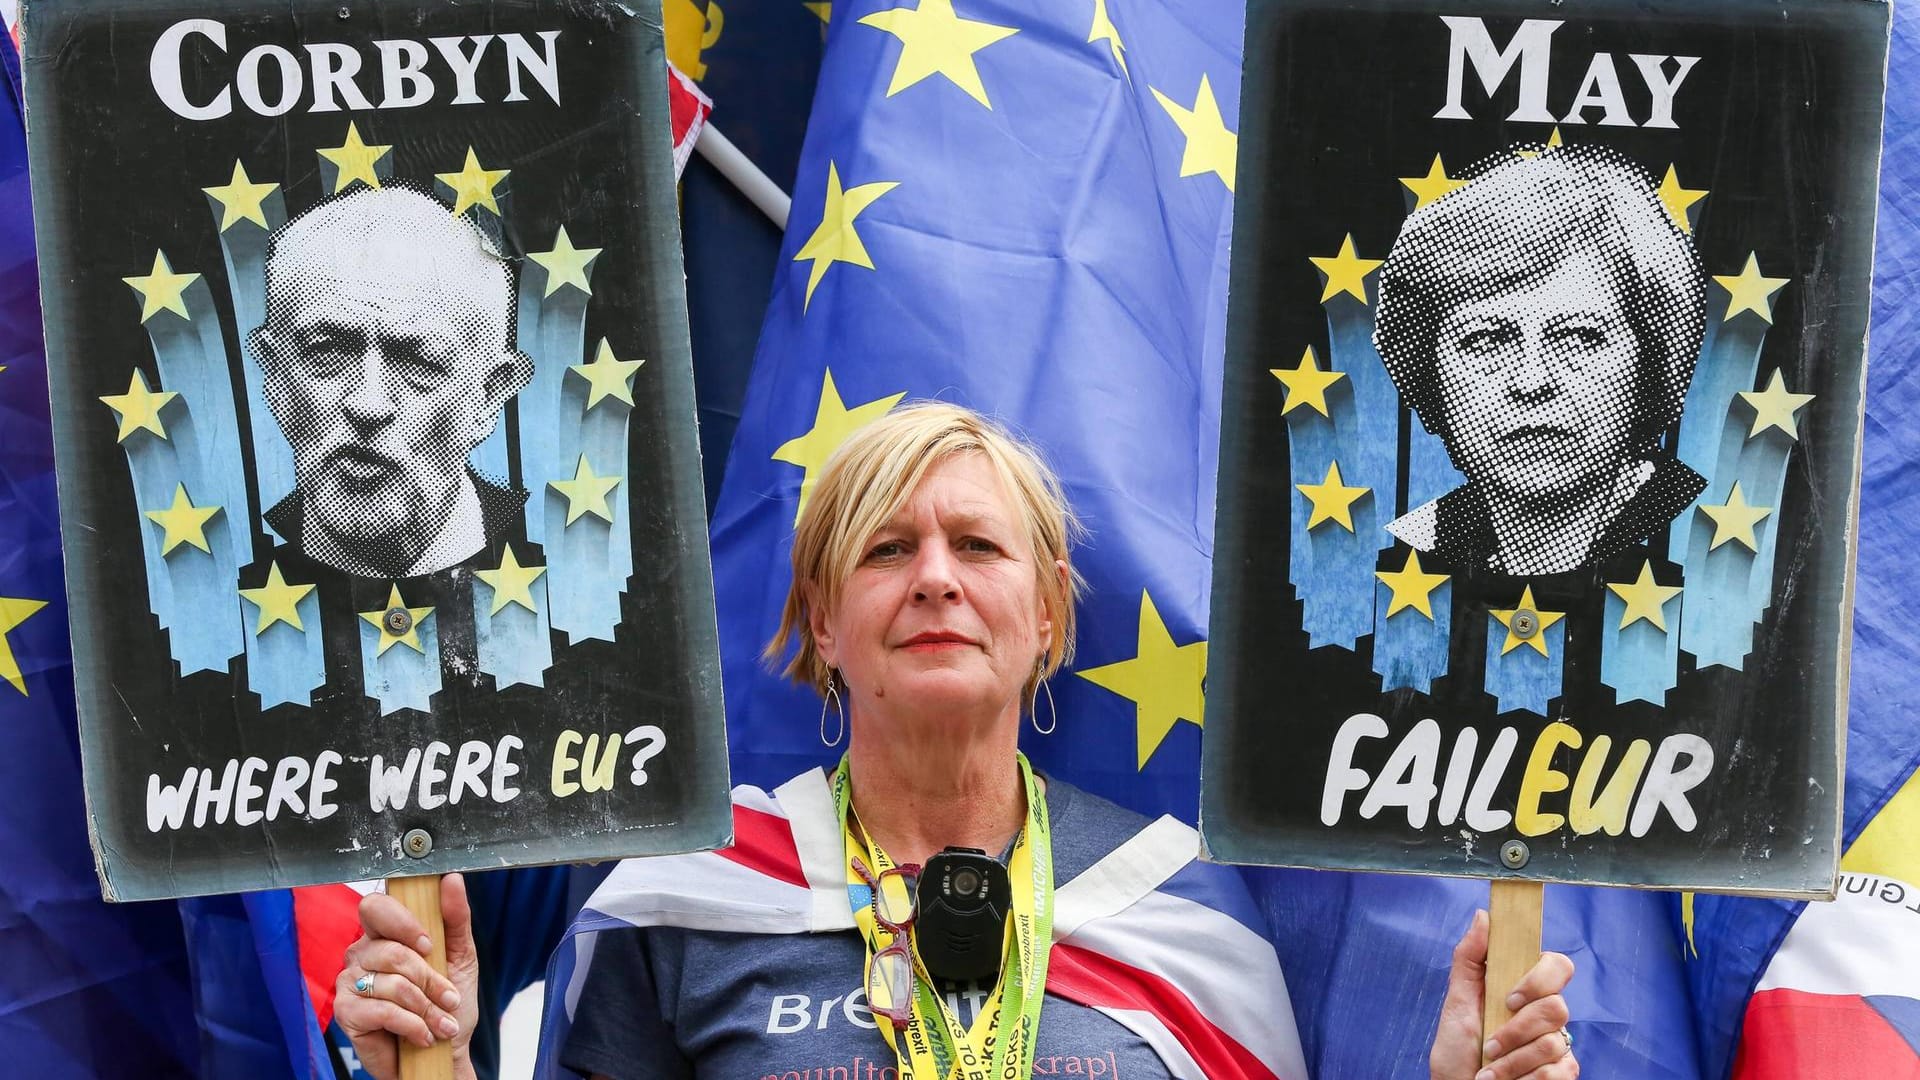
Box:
[1374,143,1707,575]
[337,404,1579,1079]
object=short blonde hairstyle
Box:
[766,402,1084,699]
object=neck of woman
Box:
[843,705,1031,869]
[1487,460,1650,574]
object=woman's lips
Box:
[899,632,977,651]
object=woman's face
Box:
[812,452,1054,728]
[1435,249,1641,510]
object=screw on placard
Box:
[1500,839,1530,869]
[1511,609,1539,639]
[403,828,433,859]
[336,6,351,18]
[384,607,413,635]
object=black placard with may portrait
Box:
[1204,0,1887,896]
[25,0,730,900]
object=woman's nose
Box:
[910,544,961,602]
[1505,334,1558,401]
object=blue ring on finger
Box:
[354,972,376,995]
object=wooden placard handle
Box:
[1482,878,1545,1065]
[390,874,454,1080]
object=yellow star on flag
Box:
[805,1,831,20]
[122,251,201,324]
[359,585,434,657]
[0,596,49,696]
[1714,254,1790,324]
[1738,370,1816,440]
[1271,346,1345,418]
[1490,585,1565,657]
[1607,560,1683,632]
[773,368,907,521]
[99,369,178,442]
[549,455,622,526]
[859,0,1017,108]
[239,562,317,635]
[1076,591,1206,770]
[435,147,511,217]
[1399,155,1465,210]
[1656,165,1708,234]
[143,484,222,556]
[1375,549,1449,620]
[793,162,899,312]
[1297,461,1369,532]
[202,161,279,232]
[1150,75,1236,192]
[318,121,391,193]
[1699,482,1772,553]
[1088,0,1126,74]
[1309,235,1383,305]
[570,339,645,411]
[528,226,604,299]
[476,544,548,616]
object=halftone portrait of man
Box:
[250,185,532,578]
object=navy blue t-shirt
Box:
[561,778,1174,1080]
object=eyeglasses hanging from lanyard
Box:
[852,854,920,1031]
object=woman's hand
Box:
[335,873,483,1080]
[1430,910,1578,1080]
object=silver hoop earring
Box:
[1031,676,1057,736]
[820,671,846,748]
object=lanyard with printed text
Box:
[835,752,1053,1080]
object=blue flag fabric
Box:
[0,31,200,1080]
[1681,3,1920,1077]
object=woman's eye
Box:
[960,537,1000,555]
[865,540,906,561]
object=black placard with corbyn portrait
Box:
[1204,0,1887,895]
[24,0,731,899]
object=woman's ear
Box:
[807,587,837,667]
[1038,558,1069,654]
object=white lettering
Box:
[491,736,523,803]
[1630,734,1714,836]
[417,741,451,810]
[233,756,270,827]
[267,755,310,821]
[373,39,435,108]
[1630,54,1701,129]
[303,43,374,112]
[147,767,198,832]
[310,751,342,820]
[429,35,496,105]
[449,740,490,805]
[1562,53,1634,126]
[1464,727,1517,832]
[1358,718,1441,828]
[501,31,562,104]
[1322,713,1389,825]
[1434,16,1561,123]
[151,19,232,120]
[767,994,811,1035]
[369,748,423,812]
[236,44,303,116]
[194,759,240,828]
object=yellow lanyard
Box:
[835,753,1053,1080]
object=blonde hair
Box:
[765,402,1084,699]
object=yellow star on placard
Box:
[358,585,434,657]
[476,544,547,616]
[793,162,899,312]
[1738,370,1816,440]
[1490,585,1565,657]
[1077,591,1206,770]
[122,251,201,324]
[202,161,279,232]
[1297,461,1369,532]
[805,1,831,20]
[549,455,622,526]
[1656,165,1708,234]
[239,562,317,635]
[569,339,645,411]
[1088,0,1127,74]
[99,369,178,442]
[1514,127,1565,159]
[1607,560,1683,632]
[1309,235,1383,305]
[528,226,604,298]
[435,147,511,217]
[1714,254,1790,324]
[1399,155,1465,210]
[1150,75,1236,192]
[1376,549,1449,620]
[1271,346,1345,418]
[143,484,221,556]
[317,121,391,193]
[859,0,1017,108]
[0,596,49,696]
[773,368,907,521]
[1699,482,1772,553]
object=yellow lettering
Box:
[579,733,622,793]
[1568,735,1652,836]
[1516,721,1581,836]
[550,729,582,797]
